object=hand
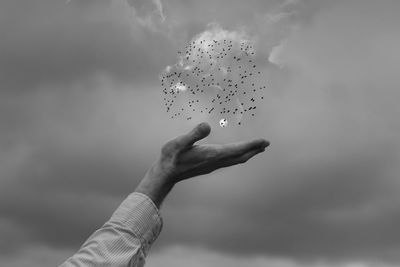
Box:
[135,122,270,207]
[157,122,269,183]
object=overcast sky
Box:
[1,0,400,266]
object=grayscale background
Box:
[1,1,400,266]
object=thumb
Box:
[178,122,211,148]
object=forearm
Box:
[59,192,162,267]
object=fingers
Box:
[218,139,269,159]
[176,122,211,149]
[214,145,266,170]
[238,145,266,163]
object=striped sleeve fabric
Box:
[59,192,163,267]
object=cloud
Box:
[1,0,400,266]
[2,243,397,267]
[152,0,400,263]
[163,22,253,77]
[0,244,74,267]
[0,75,196,252]
[146,245,398,267]
[0,0,175,90]
[126,0,166,31]
[193,23,249,43]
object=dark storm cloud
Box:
[0,0,177,253]
[151,0,400,263]
[1,0,400,266]
[0,0,175,90]
[159,137,399,261]
[0,78,174,249]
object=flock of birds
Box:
[160,38,266,127]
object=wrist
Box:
[135,162,175,208]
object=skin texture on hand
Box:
[135,122,269,208]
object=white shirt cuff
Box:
[108,192,163,255]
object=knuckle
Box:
[206,149,218,160]
[161,140,178,156]
[161,145,170,156]
[158,152,178,174]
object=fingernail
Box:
[261,140,270,148]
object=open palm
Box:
[156,122,269,183]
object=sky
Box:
[1,0,400,266]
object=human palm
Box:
[156,122,269,183]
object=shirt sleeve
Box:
[59,192,163,267]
